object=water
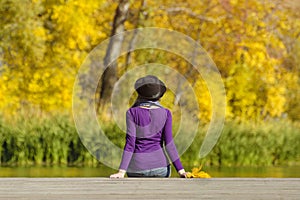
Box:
[207,166,300,178]
[0,165,299,177]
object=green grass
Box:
[0,116,299,167]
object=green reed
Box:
[183,120,300,167]
[0,116,299,167]
[0,116,97,166]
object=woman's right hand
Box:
[178,169,189,178]
[110,170,126,178]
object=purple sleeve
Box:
[163,109,184,172]
[119,110,136,171]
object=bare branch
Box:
[160,6,225,23]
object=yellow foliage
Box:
[194,78,212,122]
[186,166,211,178]
[0,0,299,123]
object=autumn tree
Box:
[0,0,299,123]
[99,0,130,108]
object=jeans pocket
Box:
[127,165,171,177]
[150,167,168,177]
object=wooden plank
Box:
[0,178,299,200]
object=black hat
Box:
[134,75,166,101]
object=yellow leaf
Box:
[187,166,211,178]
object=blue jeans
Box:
[127,165,171,178]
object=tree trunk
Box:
[98,0,130,109]
[124,0,147,70]
[174,27,201,106]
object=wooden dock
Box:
[0,178,299,200]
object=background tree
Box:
[0,0,299,122]
[98,0,130,109]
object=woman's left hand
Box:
[110,170,126,178]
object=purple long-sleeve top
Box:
[119,106,184,172]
